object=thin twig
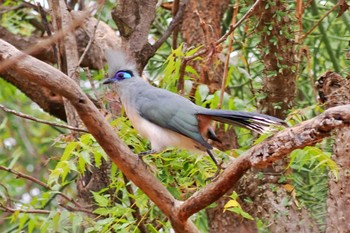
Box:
[71,11,102,79]
[0,103,89,133]
[37,2,57,58]
[152,0,188,51]
[171,0,180,49]
[178,0,263,86]
[0,165,82,208]
[216,0,263,45]
[123,174,149,233]
[0,204,50,215]
[59,203,95,215]
[0,7,93,73]
[302,1,340,40]
[218,0,239,109]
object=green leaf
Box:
[93,207,110,216]
[72,214,83,233]
[80,150,92,165]
[18,213,28,230]
[61,141,78,161]
[92,191,109,207]
[80,134,93,145]
[93,150,102,168]
[147,224,159,233]
[28,218,35,233]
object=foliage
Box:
[286,144,336,231]
[1,0,37,36]
[224,191,254,220]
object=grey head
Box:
[102,50,139,85]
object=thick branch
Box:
[176,105,350,221]
[0,40,198,233]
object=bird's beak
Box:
[102,78,113,85]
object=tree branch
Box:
[0,204,50,215]
[0,165,82,208]
[0,104,88,133]
[0,39,197,233]
[176,104,350,221]
[152,0,188,51]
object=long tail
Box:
[198,109,286,134]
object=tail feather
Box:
[197,110,286,134]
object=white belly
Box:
[125,106,200,152]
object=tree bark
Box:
[256,1,297,119]
[49,0,112,212]
[179,1,255,232]
[247,1,317,232]
[316,71,350,233]
[111,0,158,71]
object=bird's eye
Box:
[114,70,133,80]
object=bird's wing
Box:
[136,88,212,149]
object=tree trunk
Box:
[256,1,297,119]
[315,71,350,233]
[180,1,259,232]
[248,1,317,232]
[49,0,112,211]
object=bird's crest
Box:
[105,50,138,78]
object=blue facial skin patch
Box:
[115,70,133,81]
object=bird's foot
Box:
[205,160,225,182]
[205,168,222,182]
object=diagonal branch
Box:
[152,0,188,52]
[0,39,197,233]
[176,104,350,221]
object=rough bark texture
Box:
[179,1,252,231]
[316,71,350,233]
[256,1,297,119]
[236,167,317,232]
[180,0,229,93]
[112,0,158,71]
[245,1,316,232]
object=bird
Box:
[102,50,286,171]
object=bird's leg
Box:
[206,149,224,179]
